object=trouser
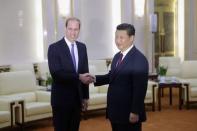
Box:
[111,122,142,131]
[52,105,81,131]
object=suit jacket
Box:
[48,38,89,108]
[95,46,148,123]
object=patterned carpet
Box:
[2,89,197,131]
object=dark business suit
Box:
[95,46,148,131]
[48,38,89,131]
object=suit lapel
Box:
[111,53,120,71]
[59,38,76,72]
[110,46,136,82]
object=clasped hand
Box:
[79,73,95,84]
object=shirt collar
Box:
[64,37,76,48]
[121,44,134,57]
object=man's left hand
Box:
[82,99,89,111]
[129,112,139,123]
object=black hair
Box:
[116,23,135,36]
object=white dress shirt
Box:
[121,44,134,60]
[64,37,79,71]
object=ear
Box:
[130,35,134,43]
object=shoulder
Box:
[76,41,86,46]
[134,47,147,59]
[49,38,65,49]
[76,41,87,49]
[112,52,121,60]
[133,47,148,65]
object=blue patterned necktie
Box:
[71,44,76,71]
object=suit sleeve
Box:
[130,57,148,114]
[48,44,79,85]
[94,53,117,86]
[81,45,89,99]
[94,72,110,86]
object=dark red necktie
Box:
[116,53,123,67]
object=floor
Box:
[2,88,197,131]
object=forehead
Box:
[115,30,128,36]
[67,20,80,28]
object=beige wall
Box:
[0,0,155,72]
[185,0,197,60]
[0,0,44,65]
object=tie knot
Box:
[120,53,123,57]
[71,43,74,47]
[119,53,123,60]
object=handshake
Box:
[79,73,95,84]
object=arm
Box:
[94,72,110,86]
[130,58,148,116]
[48,44,79,84]
[81,45,89,100]
[79,45,90,111]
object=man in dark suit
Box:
[48,17,92,131]
[94,23,149,131]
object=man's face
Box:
[65,20,80,43]
[115,30,134,52]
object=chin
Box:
[117,47,123,51]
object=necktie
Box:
[116,53,123,67]
[71,44,76,71]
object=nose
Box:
[70,30,77,36]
